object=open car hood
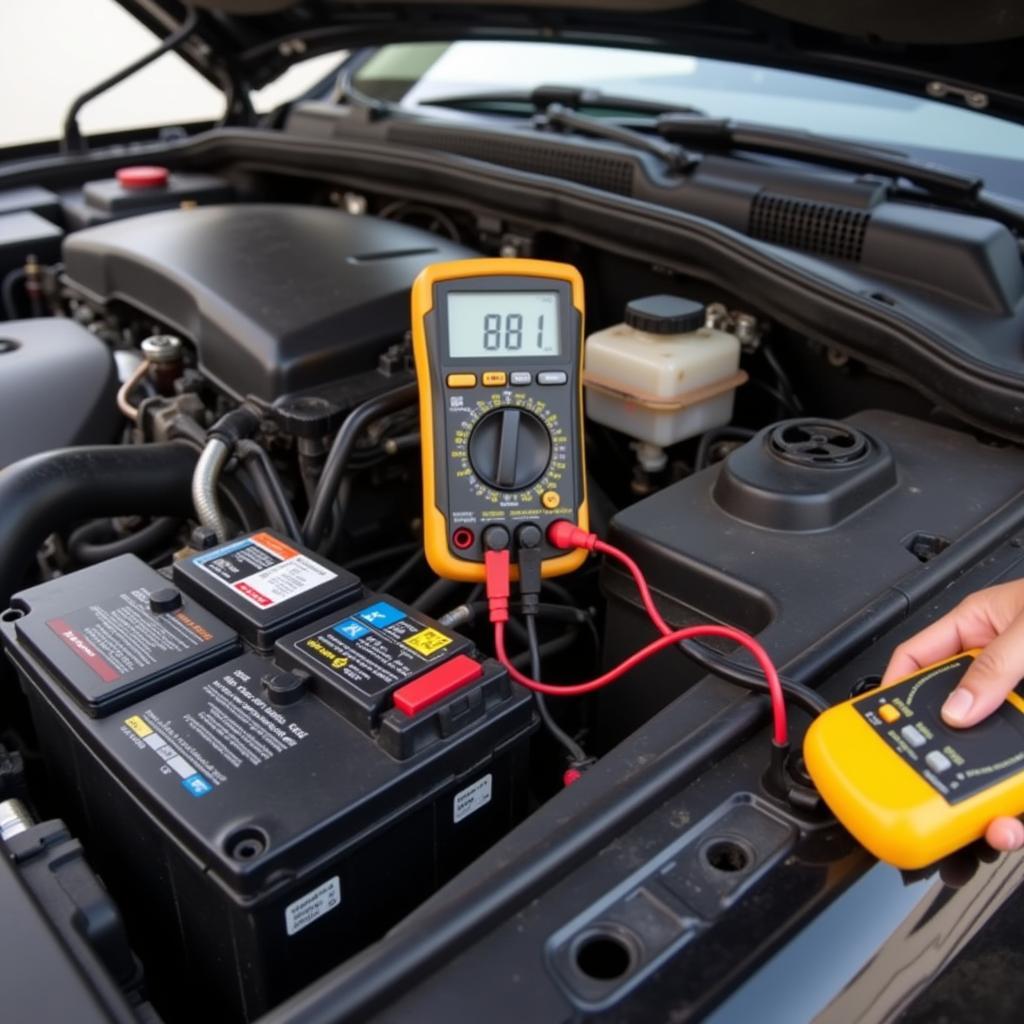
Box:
[124,0,1024,122]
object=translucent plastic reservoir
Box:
[584,296,745,447]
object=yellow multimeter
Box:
[804,650,1024,869]
[411,258,589,582]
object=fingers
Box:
[881,596,997,686]
[985,817,1024,852]
[940,612,1024,727]
[879,583,1024,857]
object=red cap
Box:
[392,655,484,716]
[116,166,169,190]
[562,767,583,787]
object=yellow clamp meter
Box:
[804,650,1024,868]
[411,258,589,582]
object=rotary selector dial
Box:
[468,407,551,491]
[450,393,570,509]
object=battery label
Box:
[120,713,217,797]
[194,532,336,610]
[47,588,215,684]
[295,600,457,696]
[454,774,492,823]
[285,876,341,936]
[119,661,312,797]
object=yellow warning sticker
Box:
[124,715,153,738]
[403,628,453,656]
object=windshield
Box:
[354,41,1024,162]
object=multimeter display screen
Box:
[446,291,560,358]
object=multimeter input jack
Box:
[452,528,475,550]
[482,525,511,551]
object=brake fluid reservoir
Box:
[584,295,746,447]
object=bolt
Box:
[343,192,368,216]
[141,334,183,364]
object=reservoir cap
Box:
[115,166,169,190]
[625,294,706,334]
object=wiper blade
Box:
[420,84,704,118]
[656,114,982,197]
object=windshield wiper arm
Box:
[419,84,704,118]
[418,85,983,202]
[656,114,981,197]
[540,103,695,173]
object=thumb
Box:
[942,616,1024,728]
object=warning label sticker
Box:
[47,588,215,685]
[454,774,492,823]
[194,532,335,610]
[285,876,341,936]
[403,627,453,657]
[118,661,312,797]
[295,600,460,696]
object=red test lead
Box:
[483,547,511,624]
[488,520,789,747]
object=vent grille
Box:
[768,420,870,467]
[389,125,635,196]
[749,193,870,262]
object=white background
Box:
[0,0,342,147]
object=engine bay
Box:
[3,137,1024,1023]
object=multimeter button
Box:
[537,371,568,385]
[877,703,901,724]
[925,750,953,774]
[900,725,927,748]
[447,373,477,388]
[482,371,507,386]
[541,490,561,509]
[510,371,532,386]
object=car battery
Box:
[1,531,536,1020]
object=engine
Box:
[2,173,1024,1024]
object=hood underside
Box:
[121,1,1024,123]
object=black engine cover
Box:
[62,204,476,401]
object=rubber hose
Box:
[0,443,197,606]
[303,383,417,549]
[235,439,303,543]
[69,516,180,565]
[2,267,26,320]
[192,437,232,542]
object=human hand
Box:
[882,579,1024,852]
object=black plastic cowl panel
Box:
[62,204,477,401]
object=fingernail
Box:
[942,688,974,724]
[1007,827,1024,851]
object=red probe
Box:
[485,521,788,746]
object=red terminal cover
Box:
[392,654,484,716]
